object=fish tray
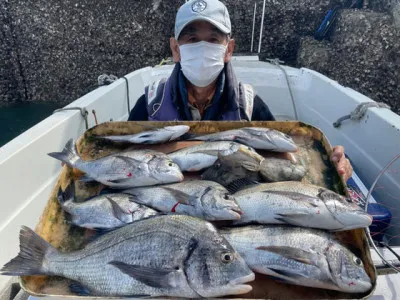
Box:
[19,121,377,299]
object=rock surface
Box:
[298,9,400,114]
[0,0,399,115]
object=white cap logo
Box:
[192,0,207,13]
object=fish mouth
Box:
[229,273,255,285]
[227,273,255,295]
[227,207,243,220]
[335,212,373,230]
[339,279,372,293]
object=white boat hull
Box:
[1,57,399,294]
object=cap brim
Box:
[175,16,230,40]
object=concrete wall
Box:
[0,0,399,115]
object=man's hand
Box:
[330,145,353,182]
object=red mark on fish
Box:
[348,282,355,286]
[127,173,132,177]
[316,210,320,214]
[171,202,179,213]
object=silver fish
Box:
[221,225,372,293]
[48,139,184,188]
[168,141,256,172]
[2,215,255,298]
[233,182,372,231]
[189,127,297,152]
[123,180,242,221]
[98,125,190,144]
[57,183,159,229]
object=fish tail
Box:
[57,183,75,212]
[1,226,56,276]
[48,139,81,167]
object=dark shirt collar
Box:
[178,68,225,120]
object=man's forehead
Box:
[180,21,225,35]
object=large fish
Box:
[220,225,372,293]
[187,127,297,152]
[57,183,159,229]
[97,125,190,144]
[123,180,242,221]
[258,157,306,182]
[48,139,183,188]
[168,141,258,172]
[2,215,255,298]
[202,153,306,193]
[201,153,263,194]
[233,182,372,231]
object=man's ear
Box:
[170,37,181,63]
[224,39,235,63]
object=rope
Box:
[97,74,118,86]
[364,152,400,273]
[97,73,131,114]
[333,102,391,128]
[267,58,299,120]
[122,76,131,113]
[92,110,98,126]
[53,107,89,130]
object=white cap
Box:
[174,0,231,40]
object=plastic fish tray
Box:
[19,121,377,299]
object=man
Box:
[128,0,352,181]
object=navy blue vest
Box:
[146,62,254,121]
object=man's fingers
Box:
[331,145,344,162]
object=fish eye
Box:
[221,252,234,263]
[353,257,362,266]
[223,193,230,200]
[168,162,173,167]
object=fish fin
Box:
[161,187,194,205]
[179,132,199,141]
[268,267,310,279]
[264,191,319,207]
[48,139,80,167]
[106,178,132,184]
[78,174,97,183]
[274,212,310,224]
[1,226,56,276]
[228,178,260,194]
[109,261,175,288]
[242,127,265,137]
[265,274,293,284]
[240,161,260,172]
[57,183,75,207]
[105,197,129,221]
[256,246,314,265]
[69,281,91,296]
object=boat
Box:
[0,55,399,298]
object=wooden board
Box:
[19,121,376,299]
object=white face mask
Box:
[179,41,227,87]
